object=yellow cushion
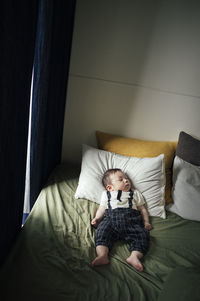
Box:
[96,131,177,205]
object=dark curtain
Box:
[0,0,76,266]
[30,0,76,209]
[0,0,38,266]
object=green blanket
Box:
[0,164,200,301]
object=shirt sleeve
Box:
[133,189,145,207]
[100,190,108,208]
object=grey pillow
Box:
[176,131,200,166]
[167,156,200,221]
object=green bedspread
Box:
[0,164,200,301]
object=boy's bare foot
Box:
[126,251,143,272]
[92,255,110,266]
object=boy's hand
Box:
[91,217,100,228]
[91,205,106,228]
[144,222,152,230]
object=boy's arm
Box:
[137,205,152,230]
[91,205,106,228]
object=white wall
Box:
[62,0,200,164]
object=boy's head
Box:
[102,168,131,192]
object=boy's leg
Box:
[126,226,149,272]
[92,245,109,266]
[92,213,117,266]
[126,250,144,271]
[123,214,150,271]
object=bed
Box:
[0,131,200,301]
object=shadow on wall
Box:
[62,1,161,163]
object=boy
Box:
[91,168,152,272]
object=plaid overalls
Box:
[95,190,150,254]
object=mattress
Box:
[0,164,200,301]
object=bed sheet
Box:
[0,164,200,301]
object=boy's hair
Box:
[102,168,122,188]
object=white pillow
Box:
[167,156,200,221]
[75,145,166,219]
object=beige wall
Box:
[62,0,200,164]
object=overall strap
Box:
[117,190,122,202]
[128,189,133,209]
[107,191,112,210]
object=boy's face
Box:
[106,171,131,192]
